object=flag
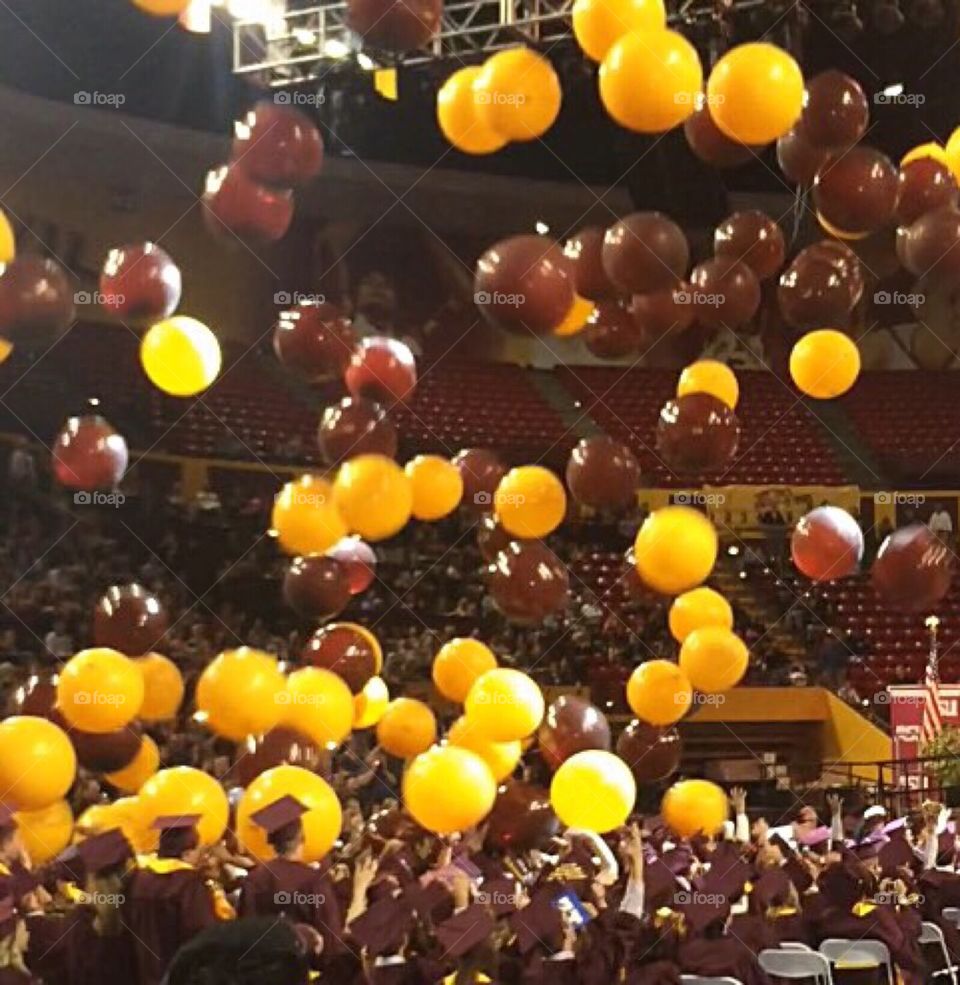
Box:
[921,655,944,747]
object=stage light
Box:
[323,39,350,58]
[881,82,905,97]
[357,52,375,69]
[535,221,550,234]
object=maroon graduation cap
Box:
[435,903,496,958]
[76,828,134,875]
[151,814,202,831]
[249,795,308,836]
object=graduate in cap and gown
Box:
[0,896,40,985]
[676,896,770,985]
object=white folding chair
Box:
[944,907,960,929]
[921,920,959,985]
[780,942,814,952]
[759,948,833,985]
[680,977,744,985]
[818,938,894,985]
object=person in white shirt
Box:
[928,503,954,543]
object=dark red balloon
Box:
[453,448,506,514]
[8,672,58,718]
[484,781,559,851]
[486,541,570,625]
[656,392,740,474]
[318,397,397,465]
[93,584,168,656]
[791,505,864,582]
[538,696,612,771]
[777,256,857,331]
[630,283,696,344]
[714,211,786,280]
[896,159,959,226]
[563,226,615,300]
[566,436,641,512]
[344,335,417,405]
[274,302,356,382]
[898,205,960,288]
[583,302,641,359]
[99,243,181,324]
[799,70,869,148]
[872,524,953,613]
[777,128,832,186]
[688,258,761,329]
[232,100,323,187]
[346,0,441,51]
[0,255,75,345]
[616,720,682,783]
[326,536,377,594]
[72,724,142,774]
[201,164,293,244]
[602,212,689,295]
[683,105,757,168]
[802,241,865,306]
[477,513,523,564]
[231,727,325,787]
[301,624,377,693]
[283,555,351,621]
[813,146,900,236]
[474,235,575,336]
[52,415,128,491]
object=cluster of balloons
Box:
[437,49,562,155]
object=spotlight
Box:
[872,0,906,33]
[535,221,550,235]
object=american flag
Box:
[922,619,944,747]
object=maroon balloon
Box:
[799,70,869,148]
[777,128,832,186]
[538,696,612,771]
[563,226,615,300]
[0,255,75,345]
[326,536,377,594]
[565,436,641,512]
[453,448,506,514]
[714,211,786,280]
[602,212,689,294]
[898,205,960,288]
[813,146,900,236]
[486,541,570,625]
[484,781,559,851]
[777,256,857,331]
[346,0,441,50]
[802,240,865,306]
[232,100,323,187]
[274,301,356,382]
[872,524,953,613]
[474,235,575,336]
[477,513,523,564]
[583,301,641,359]
[630,283,696,344]
[283,555,351,621]
[93,584,168,656]
[8,672,58,718]
[656,392,740,474]
[853,227,903,281]
[895,159,959,227]
[616,720,682,783]
[318,397,397,465]
[201,164,293,244]
[52,415,128,491]
[301,624,377,693]
[791,505,863,583]
[99,242,181,324]
[72,724,142,774]
[683,104,757,168]
[688,257,761,329]
[344,335,417,405]
[231,726,325,787]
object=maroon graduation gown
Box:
[236,858,343,940]
[0,969,40,985]
[677,935,771,985]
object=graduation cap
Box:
[402,880,454,925]
[852,837,886,862]
[151,814,201,831]
[76,828,133,875]
[478,875,522,916]
[348,895,416,956]
[660,847,692,876]
[510,890,564,954]
[798,826,832,854]
[752,867,793,910]
[643,858,681,908]
[883,818,908,837]
[702,848,750,903]
[249,795,308,835]
[782,855,814,895]
[435,903,496,958]
[878,836,917,878]
[818,860,865,908]
[44,845,84,887]
[680,898,730,935]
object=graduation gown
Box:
[677,935,771,985]
[236,858,342,939]
[0,969,40,985]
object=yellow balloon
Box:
[599,29,703,134]
[706,42,804,144]
[376,698,438,758]
[465,668,544,742]
[679,627,749,694]
[901,142,949,168]
[354,676,390,729]
[552,294,596,337]
[626,660,693,726]
[110,796,158,854]
[572,0,666,62]
[433,638,498,703]
[141,316,221,397]
[237,765,342,863]
[57,648,144,734]
[195,648,286,741]
[333,454,413,542]
[131,0,192,14]
[139,767,229,847]
[0,209,14,265]
[677,359,739,410]
[105,735,160,794]
[945,126,960,183]
[474,48,562,141]
[550,750,636,833]
[281,667,355,747]
[0,338,12,366]
[405,455,464,521]
[272,475,347,556]
[816,211,869,241]
[15,800,73,865]
[447,717,521,782]
[437,67,507,155]
[662,778,728,838]
[634,505,717,594]
[668,587,733,643]
[495,465,567,539]
[135,653,184,722]
[789,329,860,399]
[403,745,497,834]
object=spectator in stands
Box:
[42,619,73,661]
[928,501,954,545]
[818,629,851,689]
[6,440,36,495]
